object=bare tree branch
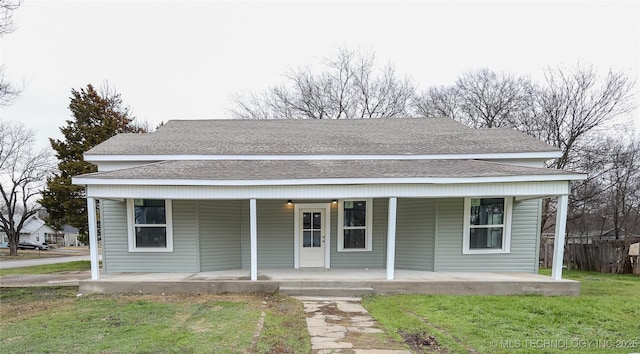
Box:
[0,0,20,36]
[229,47,415,119]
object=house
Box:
[60,225,82,246]
[47,225,82,247]
[0,215,57,244]
[72,117,585,289]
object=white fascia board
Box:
[73,173,586,187]
[84,151,562,162]
[83,181,572,200]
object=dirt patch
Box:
[90,292,266,306]
[316,302,345,316]
[0,287,78,321]
[400,331,441,353]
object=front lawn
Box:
[0,260,93,276]
[362,270,640,353]
[0,288,310,353]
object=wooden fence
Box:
[540,236,640,274]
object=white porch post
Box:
[250,198,258,281]
[552,194,569,280]
[87,197,100,280]
[386,197,397,280]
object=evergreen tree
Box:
[40,84,143,243]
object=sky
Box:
[1,0,639,149]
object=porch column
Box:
[386,197,397,280]
[87,197,100,280]
[250,198,258,281]
[552,194,568,280]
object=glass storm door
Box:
[299,209,325,267]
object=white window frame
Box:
[337,198,373,252]
[462,197,512,254]
[127,199,174,252]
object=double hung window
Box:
[127,199,173,252]
[337,199,373,251]
[463,197,512,254]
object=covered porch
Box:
[76,160,583,294]
[79,268,580,296]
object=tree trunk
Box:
[8,231,19,256]
[8,241,17,256]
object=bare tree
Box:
[601,137,640,238]
[0,121,53,256]
[414,69,533,128]
[566,135,640,240]
[533,65,636,232]
[413,85,459,121]
[0,1,21,105]
[533,64,635,170]
[230,47,416,119]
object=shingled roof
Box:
[85,117,559,156]
[75,159,581,183]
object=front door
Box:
[299,209,325,267]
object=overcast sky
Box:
[1,0,639,149]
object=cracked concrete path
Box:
[295,296,411,354]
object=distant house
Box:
[61,225,82,246]
[73,117,585,283]
[0,215,57,244]
[47,225,82,247]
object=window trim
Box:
[462,197,512,254]
[127,199,174,253]
[337,198,373,252]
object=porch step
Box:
[279,286,374,296]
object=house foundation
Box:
[78,269,580,296]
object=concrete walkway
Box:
[295,296,410,354]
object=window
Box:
[463,197,512,254]
[337,199,373,251]
[127,199,173,252]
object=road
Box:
[0,255,94,269]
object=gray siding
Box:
[241,200,294,268]
[199,200,242,271]
[434,198,539,272]
[102,199,198,273]
[395,198,435,271]
[330,198,387,268]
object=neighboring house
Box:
[73,117,585,281]
[61,225,82,246]
[47,225,82,247]
[0,215,57,244]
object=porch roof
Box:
[74,159,584,186]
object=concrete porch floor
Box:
[79,268,580,296]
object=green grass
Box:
[363,270,640,353]
[253,294,311,353]
[0,288,309,354]
[0,261,93,276]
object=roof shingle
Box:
[85,117,559,156]
[75,159,579,182]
